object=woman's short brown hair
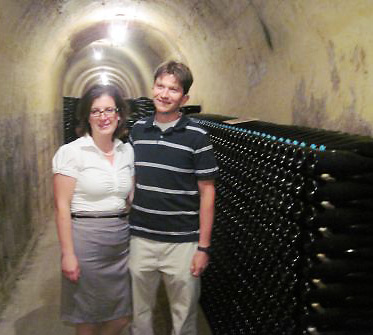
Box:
[76,85,129,139]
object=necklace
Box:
[102,150,114,156]
[96,145,115,156]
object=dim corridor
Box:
[0,220,212,335]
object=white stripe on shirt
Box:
[134,140,194,153]
[186,125,207,135]
[195,166,219,174]
[132,204,198,216]
[130,225,200,236]
[136,183,199,195]
[195,145,214,154]
[135,162,194,173]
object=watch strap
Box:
[197,246,211,255]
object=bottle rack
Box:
[61,96,373,333]
[192,118,373,335]
[63,95,202,143]
[63,96,80,144]
[125,97,155,133]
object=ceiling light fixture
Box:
[93,49,103,60]
[108,22,127,46]
[100,72,109,85]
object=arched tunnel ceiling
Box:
[47,0,253,102]
[19,0,221,99]
[2,0,258,118]
[3,0,373,132]
[62,9,187,97]
[62,20,183,97]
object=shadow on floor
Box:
[14,305,74,335]
[11,287,210,335]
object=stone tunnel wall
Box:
[0,1,64,307]
[0,112,60,308]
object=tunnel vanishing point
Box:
[1,0,373,311]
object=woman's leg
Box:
[100,316,131,335]
[76,323,100,335]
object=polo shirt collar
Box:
[174,114,190,130]
[144,115,156,128]
[145,113,190,131]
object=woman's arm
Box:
[53,173,80,282]
[126,176,135,210]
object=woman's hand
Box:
[61,253,80,283]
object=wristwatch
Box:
[197,246,211,255]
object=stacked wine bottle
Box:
[191,118,373,335]
[63,96,157,144]
[63,96,80,144]
[62,96,373,333]
[124,96,155,136]
[63,95,203,144]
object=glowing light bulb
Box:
[100,72,109,85]
[108,23,127,45]
[93,49,102,60]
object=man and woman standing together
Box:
[53,60,219,335]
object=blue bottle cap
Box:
[319,145,327,151]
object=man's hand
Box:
[190,250,209,277]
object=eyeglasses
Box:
[90,107,118,118]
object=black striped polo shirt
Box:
[129,114,219,242]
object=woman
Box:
[53,85,133,335]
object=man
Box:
[128,60,219,335]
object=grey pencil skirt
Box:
[61,211,132,323]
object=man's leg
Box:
[161,242,200,335]
[129,237,161,335]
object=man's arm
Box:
[190,179,215,277]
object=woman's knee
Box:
[102,315,131,331]
[117,315,131,328]
[76,323,100,335]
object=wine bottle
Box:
[304,205,373,228]
[304,234,373,254]
[305,178,373,202]
[312,149,373,176]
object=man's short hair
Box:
[154,60,193,95]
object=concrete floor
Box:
[0,220,212,335]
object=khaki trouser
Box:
[129,236,200,335]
